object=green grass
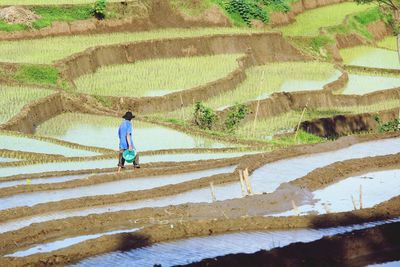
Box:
[278,2,372,36]
[0,85,53,124]
[170,0,213,16]
[353,7,381,25]
[0,27,261,64]
[75,54,241,97]
[165,62,337,120]
[14,65,60,85]
[0,6,92,32]
[236,99,400,139]
[378,36,397,51]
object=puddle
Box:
[0,134,99,157]
[272,169,400,216]
[7,228,140,257]
[0,166,237,210]
[35,113,233,151]
[0,174,89,189]
[71,218,400,267]
[0,152,252,178]
[335,73,400,95]
[341,47,400,70]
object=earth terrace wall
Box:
[269,0,346,26]
[301,107,400,137]
[57,32,309,114]
[221,87,400,124]
[0,0,231,41]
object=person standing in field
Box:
[118,111,140,172]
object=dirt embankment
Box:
[269,0,345,26]
[184,221,400,267]
[0,132,399,258]
[0,0,231,41]
[300,107,400,138]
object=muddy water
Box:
[0,135,99,157]
[342,47,400,70]
[271,169,400,216]
[0,166,237,210]
[7,228,140,257]
[256,70,342,100]
[71,218,400,267]
[35,113,233,151]
[0,152,252,178]
[335,73,400,95]
[0,174,89,189]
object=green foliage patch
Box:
[193,102,217,130]
[14,65,60,85]
[224,103,249,132]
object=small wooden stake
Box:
[291,200,300,216]
[294,105,307,143]
[210,182,217,202]
[180,94,185,120]
[252,71,265,137]
[243,168,253,195]
[239,170,247,197]
[351,195,357,210]
[359,185,363,209]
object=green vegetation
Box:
[0,21,27,32]
[75,54,241,97]
[14,65,59,85]
[278,2,372,36]
[91,0,107,19]
[224,103,249,132]
[269,130,325,145]
[0,85,53,124]
[170,0,212,16]
[0,27,261,64]
[375,116,400,133]
[193,102,217,130]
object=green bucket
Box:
[123,150,136,163]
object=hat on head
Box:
[122,111,135,121]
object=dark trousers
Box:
[118,149,139,167]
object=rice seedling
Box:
[74,54,242,97]
[340,46,400,70]
[165,61,338,120]
[236,99,400,139]
[0,27,261,64]
[277,2,372,36]
[378,36,397,51]
[0,85,53,124]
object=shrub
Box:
[92,0,107,20]
[14,65,59,85]
[225,0,269,26]
[193,102,217,130]
[224,103,249,132]
[375,116,400,133]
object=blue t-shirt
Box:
[118,120,134,150]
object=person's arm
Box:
[127,133,133,150]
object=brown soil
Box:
[0,6,40,24]
[184,221,400,267]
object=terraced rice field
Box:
[0,28,260,64]
[0,85,52,124]
[1,0,400,266]
[75,54,242,97]
[278,2,372,36]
